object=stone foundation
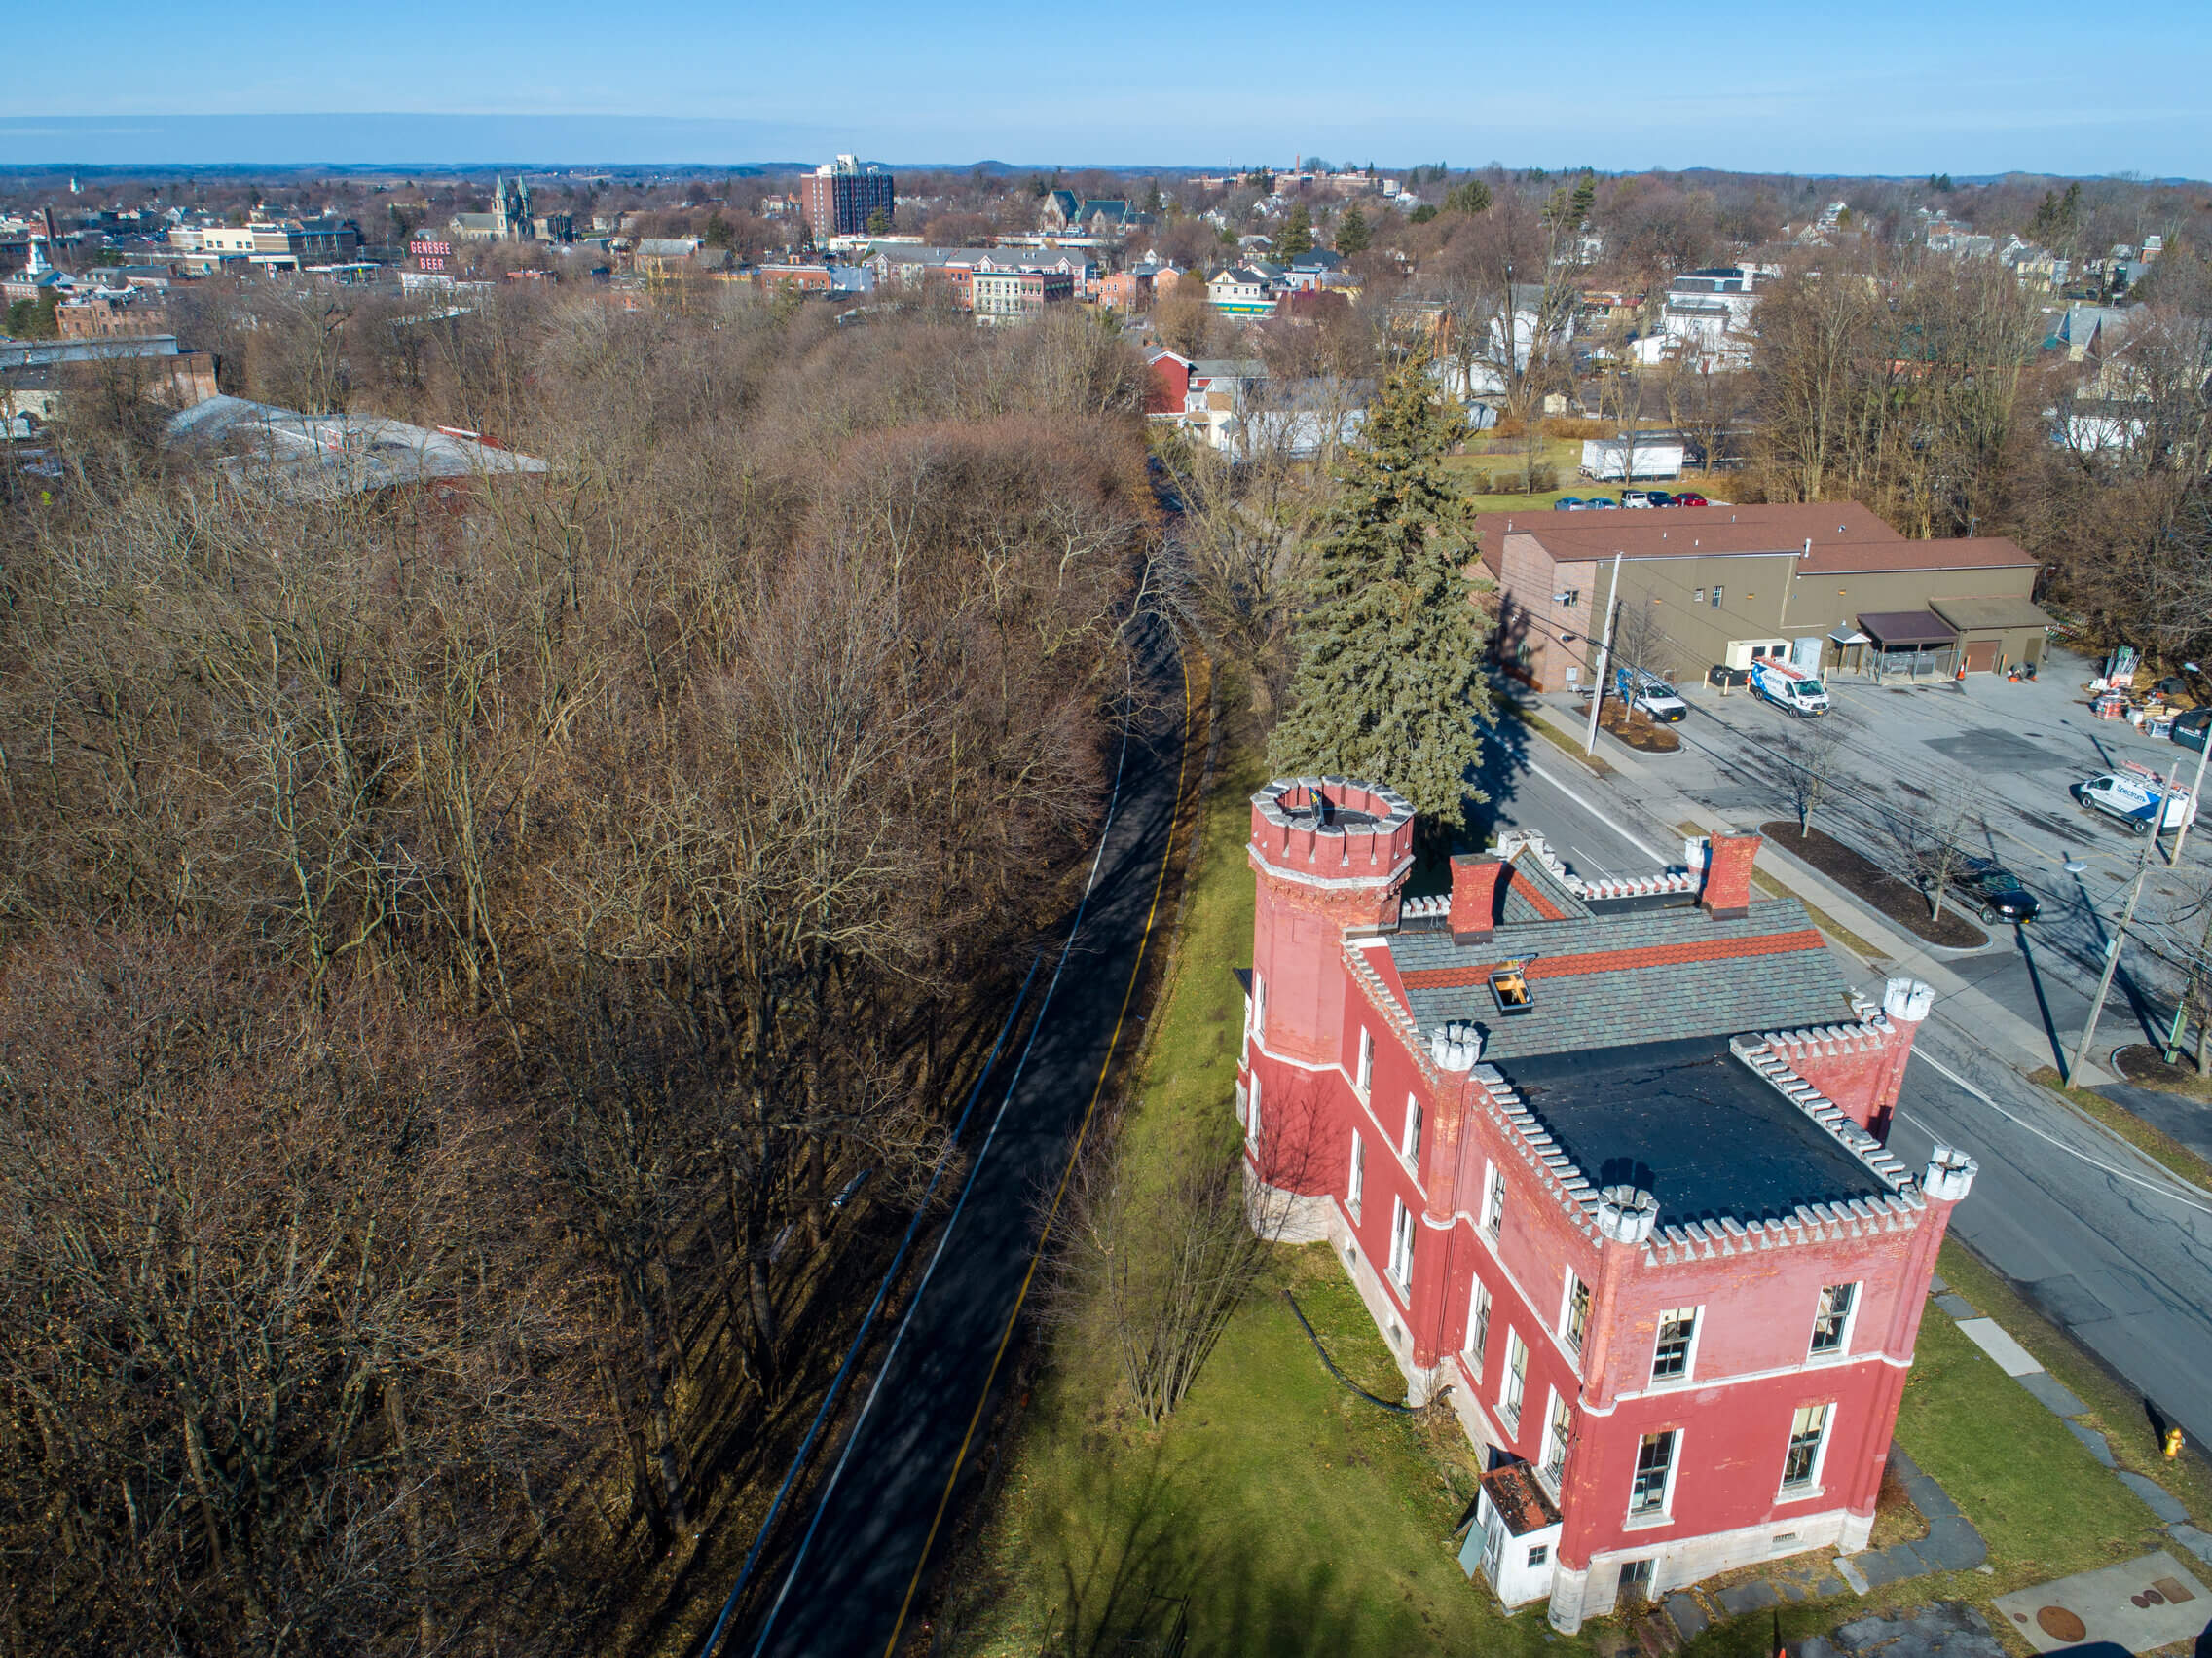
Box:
[1547,1506,1873,1632]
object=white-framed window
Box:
[1347,1129,1365,1221]
[1252,972,1267,1037]
[1466,1280,1492,1379]
[1246,1070,1262,1148]
[1541,1388,1572,1487]
[1355,1027,1374,1098]
[1388,1198,1415,1294]
[1630,1428,1678,1517]
[1782,1404,1831,1492]
[1484,1163,1506,1240]
[1809,1283,1859,1357]
[1561,1270,1592,1356]
[1501,1329,1528,1433]
[1651,1307,1700,1382]
[1401,1093,1423,1167]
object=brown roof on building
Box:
[1482,1463,1563,1536]
[1800,536,2038,576]
[1858,610,1958,646]
[1472,503,2036,579]
[1930,595,2059,632]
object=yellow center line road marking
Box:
[882,654,1192,1657]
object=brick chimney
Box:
[1449,854,1507,944]
[1700,830,1762,920]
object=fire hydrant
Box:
[2165,1427,2185,1459]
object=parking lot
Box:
[1516,647,2212,1066]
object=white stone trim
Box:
[1248,850,1415,892]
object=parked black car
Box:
[1955,861,2041,924]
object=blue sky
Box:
[4,0,2207,177]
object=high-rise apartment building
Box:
[801,156,895,239]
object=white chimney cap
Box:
[1429,1021,1483,1072]
[1923,1145,1977,1202]
[1596,1184,1658,1244]
[1882,977,1935,1023]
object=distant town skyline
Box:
[5,0,2210,177]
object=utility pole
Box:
[1585,551,1623,757]
[2167,667,2211,865]
[2069,829,2157,1085]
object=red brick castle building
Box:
[1237,776,1976,1630]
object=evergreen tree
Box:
[1279,203,1314,259]
[1446,179,1492,216]
[1267,359,1496,832]
[1335,205,1371,253]
[1570,170,1596,225]
[865,205,892,237]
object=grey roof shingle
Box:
[1386,896,1848,1062]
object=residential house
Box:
[1039,190,1138,238]
[630,238,704,276]
[1206,265,1281,317]
[1630,267,1772,371]
[1095,268,1157,312]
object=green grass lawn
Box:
[1895,1305,2163,1580]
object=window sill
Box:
[1623,1509,1675,1532]
[1776,1483,1824,1503]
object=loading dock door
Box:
[1965,639,1999,673]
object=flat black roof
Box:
[1505,1036,1888,1226]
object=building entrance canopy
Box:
[1857,611,1959,649]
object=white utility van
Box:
[2075,771,2196,835]
[1749,657,1830,718]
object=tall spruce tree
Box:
[1267,358,1495,832]
[1278,203,1314,259]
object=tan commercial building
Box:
[1476,503,2050,691]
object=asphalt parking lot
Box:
[1673,646,2209,907]
[1547,646,2212,1065]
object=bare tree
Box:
[1885,783,1987,923]
[1778,728,1846,839]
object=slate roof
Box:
[1496,849,1591,924]
[1384,895,1846,1062]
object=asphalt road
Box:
[1888,1018,2212,1453]
[729,646,1190,1658]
